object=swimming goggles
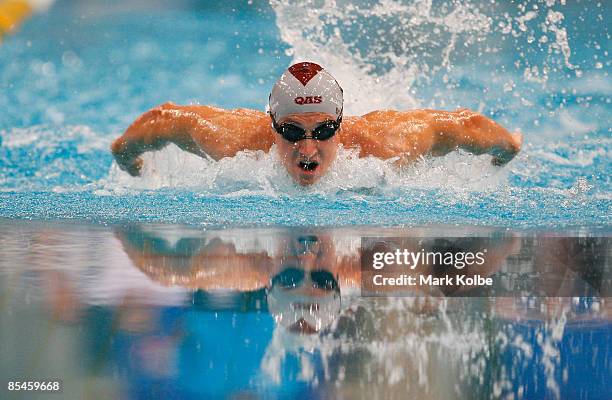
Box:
[271,114,342,142]
[271,268,339,291]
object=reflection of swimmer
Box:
[491,296,611,400]
[115,226,528,333]
[112,61,523,185]
[115,227,354,334]
[267,239,342,334]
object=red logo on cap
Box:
[294,96,322,104]
[288,62,323,86]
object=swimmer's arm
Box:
[111,103,196,176]
[429,109,523,165]
[111,103,273,176]
[114,229,273,290]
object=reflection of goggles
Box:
[271,113,342,142]
[271,268,339,292]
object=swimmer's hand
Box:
[111,142,143,176]
[110,104,181,177]
[491,131,523,166]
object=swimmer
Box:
[111,61,523,185]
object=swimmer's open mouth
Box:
[289,318,318,334]
[298,160,319,171]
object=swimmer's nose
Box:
[292,285,320,298]
[298,252,317,270]
[297,139,318,158]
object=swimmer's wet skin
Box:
[111,61,522,186]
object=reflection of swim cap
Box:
[269,62,343,121]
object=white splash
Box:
[101,143,508,196]
[270,0,494,114]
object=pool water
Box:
[0,0,609,228]
[0,220,610,399]
[0,1,610,399]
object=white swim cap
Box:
[269,62,343,121]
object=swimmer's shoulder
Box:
[339,110,413,142]
[155,103,272,155]
[161,103,267,120]
[338,112,397,154]
[156,103,269,133]
[341,109,437,135]
[339,109,437,158]
[341,109,430,127]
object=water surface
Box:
[0,220,609,399]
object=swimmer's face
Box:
[268,234,341,334]
[273,112,340,186]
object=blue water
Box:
[0,0,610,228]
[1,4,610,398]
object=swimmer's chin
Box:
[295,175,320,186]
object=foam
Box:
[102,142,508,196]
